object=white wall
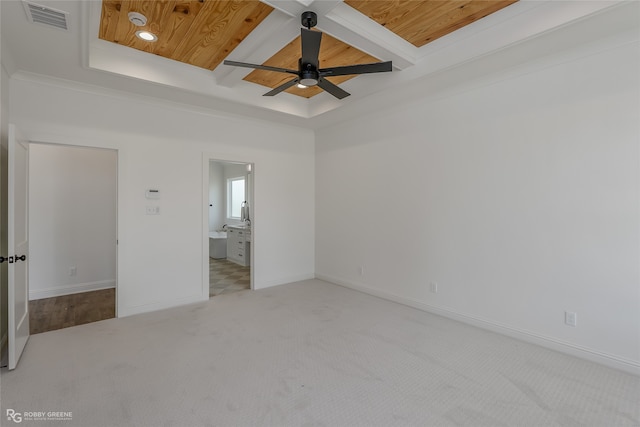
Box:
[10,77,315,316]
[208,161,224,231]
[315,34,640,371]
[28,144,117,299]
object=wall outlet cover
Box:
[146,206,160,215]
[565,311,577,327]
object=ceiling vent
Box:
[22,1,69,30]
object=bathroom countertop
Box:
[227,225,251,230]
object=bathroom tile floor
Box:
[210,257,251,297]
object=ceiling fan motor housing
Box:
[301,11,317,29]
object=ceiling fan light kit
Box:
[299,67,319,86]
[224,11,392,100]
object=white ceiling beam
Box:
[215,0,351,89]
[261,0,344,20]
[212,11,298,87]
[260,1,416,70]
[322,3,417,69]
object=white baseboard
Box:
[29,280,116,300]
[316,273,640,376]
[118,293,209,318]
[255,273,315,290]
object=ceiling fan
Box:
[223,11,393,99]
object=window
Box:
[227,177,245,219]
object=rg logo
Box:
[6,409,22,423]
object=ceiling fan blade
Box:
[320,61,393,77]
[263,78,300,96]
[223,60,297,75]
[316,77,350,99]
[300,28,322,68]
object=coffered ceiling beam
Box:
[213,11,298,87]
[261,0,415,69]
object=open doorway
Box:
[28,143,117,333]
[208,160,252,297]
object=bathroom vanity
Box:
[227,226,251,266]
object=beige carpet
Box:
[1,279,638,426]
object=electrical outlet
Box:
[430,282,438,293]
[69,266,77,277]
[146,206,160,215]
[565,311,577,327]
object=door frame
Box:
[202,153,255,297]
[27,141,120,318]
[7,124,30,370]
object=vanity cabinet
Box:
[227,227,250,266]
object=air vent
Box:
[22,1,69,30]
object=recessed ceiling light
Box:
[136,30,157,42]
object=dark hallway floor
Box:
[29,288,115,334]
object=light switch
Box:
[145,189,160,199]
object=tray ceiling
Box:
[3,0,625,126]
[98,0,517,99]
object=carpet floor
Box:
[1,279,638,426]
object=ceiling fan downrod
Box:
[301,11,317,30]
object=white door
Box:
[8,124,30,370]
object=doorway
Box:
[28,143,117,333]
[207,159,253,297]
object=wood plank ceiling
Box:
[344,0,518,47]
[99,0,517,98]
[99,1,273,70]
